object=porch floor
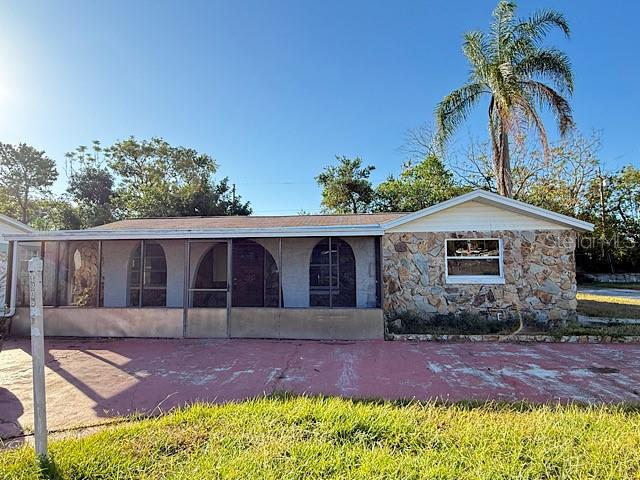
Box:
[1,338,640,441]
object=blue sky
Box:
[1,0,638,214]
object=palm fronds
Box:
[522,81,574,135]
[434,0,574,196]
[435,83,487,144]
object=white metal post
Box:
[28,257,47,459]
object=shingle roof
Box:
[92,213,406,231]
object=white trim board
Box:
[2,225,386,242]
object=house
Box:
[0,214,33,314]
[3,190,593,339]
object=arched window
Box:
[191,243,228,307]
[128,242,167,307]
[309,238,356,307]
[232,239,279,307]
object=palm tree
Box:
[435,0,574,197]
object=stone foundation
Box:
[382,230,577,325]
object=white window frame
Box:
[444,238,504,284]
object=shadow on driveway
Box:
[1,337,640,437]
[0,387,24,447]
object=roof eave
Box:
[0,214,34,234]
[3,224,386,242]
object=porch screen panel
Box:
[309,238,356,308]
[0,242,7,312]
[231,239,279,307]
[190,242,227,307]
[42,242,60,306]
[57,241,100,307]
[15,242,41,307]
[128,242,167,307]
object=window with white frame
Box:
[445,238,503,283]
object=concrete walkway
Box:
[2,338,640,441]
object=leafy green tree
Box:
[65,141,117,227]
[176,176,251,216]
[0,187,19,220]
[316,156,376,214]
[376,155,466,212]
[66,137,252,218]
[29,198,82,231]
[435,0,574,197]
[105,137,214,217]
[0,142,58,223]
[578,165,640,273]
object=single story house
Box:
[2,190,593,340]
[0,213,33,314]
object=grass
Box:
[550,320,640,338]
[2,396,640,479]
[576,292,640,320]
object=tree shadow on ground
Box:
[0,387,25,448]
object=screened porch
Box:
[8,236,384,340]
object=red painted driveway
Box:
[1,338,640,440]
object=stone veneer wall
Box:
[382,230,577,325]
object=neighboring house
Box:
[4,190,593,339]
[0,214,33,313]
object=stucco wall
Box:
[102,240,185,307]
[382,230,577,325]
[100,237,378,308]
[11,307,184,337]
[230,307,383,340]
[10,307,384,340]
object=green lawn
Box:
[552,320,640,338]
[577,292,640,320]
[2,396,640,479]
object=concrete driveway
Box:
[2,338,640,441]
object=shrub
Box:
[386,311,518,335]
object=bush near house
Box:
[2,396,640,480]
[386,311,519,335]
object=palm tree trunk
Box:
[490,120,514,198]
[488,99,504,196]
[498,125,513,197]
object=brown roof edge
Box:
[91,212,407,230]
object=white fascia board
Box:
[3,225,386,242]
[381,189,594,232]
